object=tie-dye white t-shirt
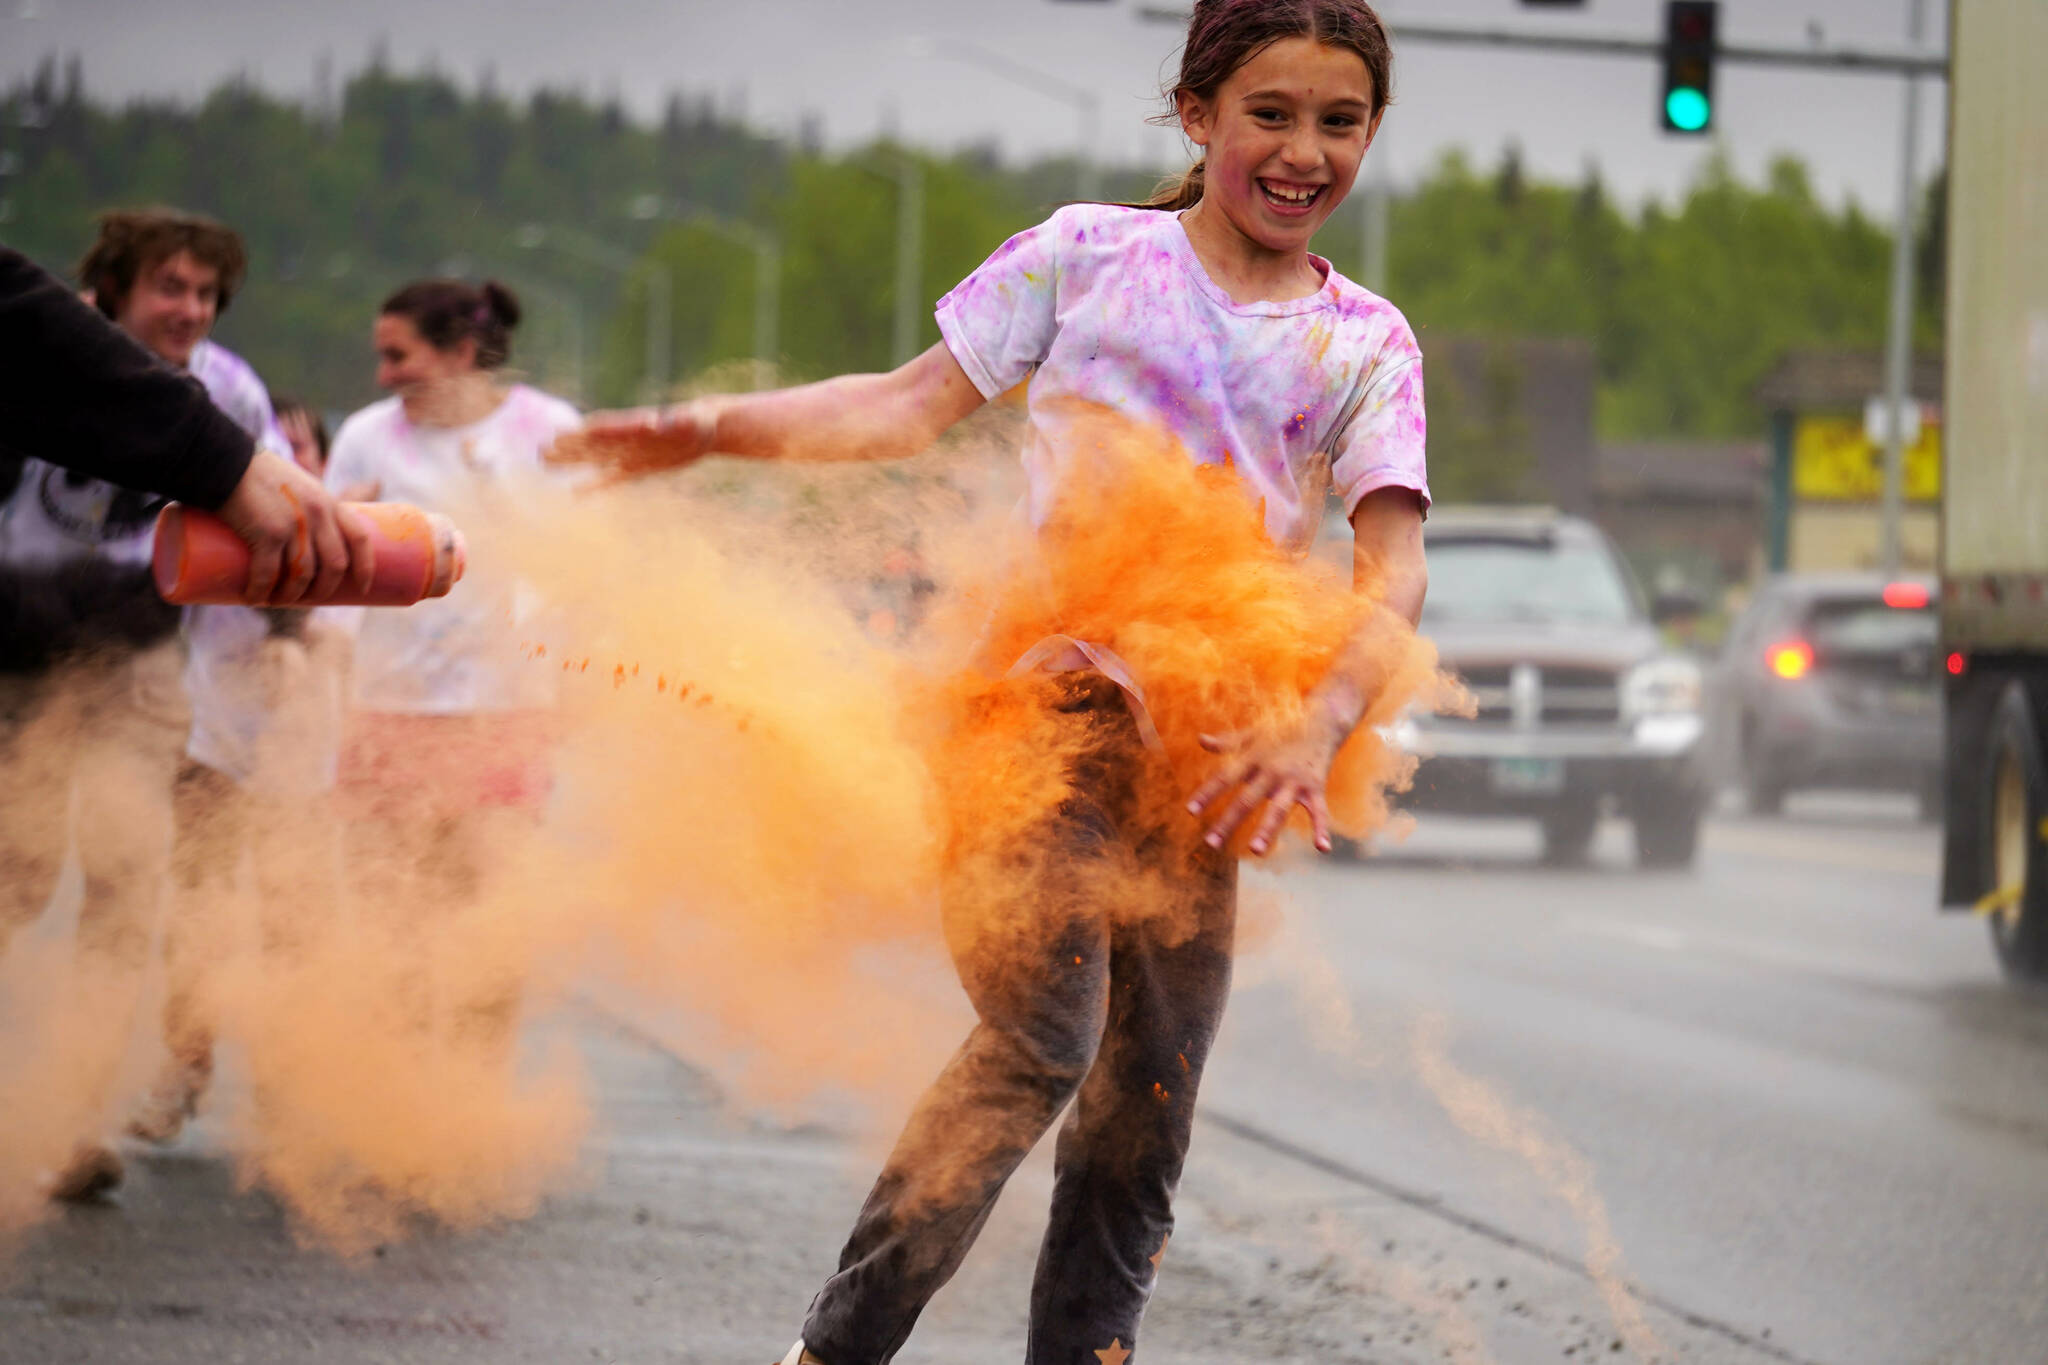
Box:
[324,384,581,715]
[934,202,1428,553]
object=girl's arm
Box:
[1188,486,1427,855]
[1357,487,1427,625]
[549,342,987,478]
[1318,484,1429,715]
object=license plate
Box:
[1491,757,1565,795]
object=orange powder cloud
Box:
[0,407,1450,1253]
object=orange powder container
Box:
[152,501,467,607]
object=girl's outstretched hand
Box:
[1185,709,1349,857]
[545,400,717,486]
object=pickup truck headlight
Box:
[1622,656,1702,717]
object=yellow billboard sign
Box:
[1793,415,1941,501]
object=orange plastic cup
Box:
[152,501,467,607]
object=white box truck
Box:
[1937,0,2048,982]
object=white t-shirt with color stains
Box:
[324,385,580,715]
[934,202,1428,555]
[180,341,305,784]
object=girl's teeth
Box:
[1262,182,1318,205]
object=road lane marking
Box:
[1561,913,1937,991]
[1572,920,1692,953]
[1703,824,1937,878]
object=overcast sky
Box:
[4,0,1947,213]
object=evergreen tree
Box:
[0,61,1939,453]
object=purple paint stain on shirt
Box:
[932,201,1430,541]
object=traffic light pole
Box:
[1134,9,1948,76]
[1878,0,1929,578]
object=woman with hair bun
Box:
[323,278,580,947]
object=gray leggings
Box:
[802,676,1237,1364]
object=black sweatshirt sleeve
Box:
[0,558,181,672]
[0,247,255,510]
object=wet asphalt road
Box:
[1207,794,2048,1365]
[5,796,2046,1364]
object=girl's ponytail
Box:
[1141,159,1208,213]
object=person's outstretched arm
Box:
[0,247,373,603]
[548,342,987,479]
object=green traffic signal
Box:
[1660,0,1718,134]
[1665,87,1712,132]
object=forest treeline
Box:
[1,55,1942,460]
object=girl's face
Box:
[374,313,476,398]
[1179,36,1380,255]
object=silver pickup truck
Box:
[1384,507,1708,868]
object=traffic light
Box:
[1661,0,1718,134]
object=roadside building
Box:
[1594,438,1767,608]
[1755,349,1944,574]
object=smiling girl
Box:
[555,3,1425,1360]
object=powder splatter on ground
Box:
[1409,1010,1666,1362]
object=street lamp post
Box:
[436,251,590,403]
[1877,0,1928,577]
[752,230,783,383]
[0,82,49,227]
[843,154,929,369]
[435,251,587,403]
[514,222,672,404]
[1358,129,1391,295]
[891,157,925,368]
[908,37,1100,200]
[629,195,782,385]
[505,276,589,404]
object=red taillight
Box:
[1767,641,1814,680]
[1883,581,1930,609]
[1947,652,1966,676]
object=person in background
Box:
[0,209,353,1200]
[323,278,579,1032]
[273,395,331,478]
[129,388,350,1146]
[0,245,369,605]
